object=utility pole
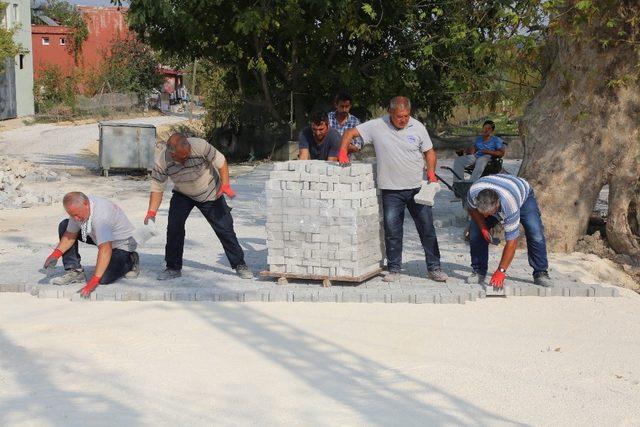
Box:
[290,90,294,141]
[190,58,197,120]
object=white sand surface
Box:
[1,292,639,426]
[0,115,187,170]
[1,124,638,426]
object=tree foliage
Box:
[33,63,77,112]
[90,37,163,101]
[545,0,640,87]
[121,0,546,128]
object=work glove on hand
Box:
[216,183,236,199]
[338,149,350,166]
[43,249,63,269]
[144,210,156,225]
[426,170,438,183]
[78,275,101,299]
[489,269,506,288]
[480,227,492,243]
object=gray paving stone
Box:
[169,292,196,301]
[95,291,117,301]
[141,291,166,302]
[214,292,239,302]
[0,284,26,292]
[292,291,315,302]
[118,291,142,301]
[267,291,289,302]
[317,291,340,303]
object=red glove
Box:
[338,148,350,165]
[427,170,437,183]
[216,183,236,199]
[480,227,492,243]
[489,269,506,288]
[43,249,63,269]
[144,210,156,225]
[79,275,101,298]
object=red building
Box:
[31,25,74,78]
[31,6,182,97]
[31,6,132,79]
[76,6,130,72]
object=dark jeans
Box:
[469,190,549,276]
[58,219,134,284]
[381,188,441,272]
[166,191,245,270]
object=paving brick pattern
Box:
[265,160,384,278]
[0,161,621,304]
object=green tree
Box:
[33,63,77,113]
[120,0,544,129]
[95,37,163,102]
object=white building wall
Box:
[3,0,35,117]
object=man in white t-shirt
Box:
[337,96,447,283]
[42,192,139,298]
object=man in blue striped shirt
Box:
[466,174,551,288]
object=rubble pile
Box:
[0,156,68,209]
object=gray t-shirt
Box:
[356,115,433,190]
[66,196,136,251]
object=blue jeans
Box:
[166,191,245,270]
[381,188,441,273]
[469,190,548,276]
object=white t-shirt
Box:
[66,196,136,251]
[356,115,433,190]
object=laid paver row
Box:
[0,282,619,304]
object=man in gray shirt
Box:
[43,192,139,298]
[337,96,447,283]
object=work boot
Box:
[235,264,253,279]
[125,251,140,279]
[466,270,486,285]
[382,272,401,283]
[533,271,553,287]
[52,268,86,286]
[428,269,448,282]
[157,268,181,281]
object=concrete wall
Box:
[4,0,35,117]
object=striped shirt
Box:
[467,174,531,241]
[150,137,222,202]
[328,111,363,148]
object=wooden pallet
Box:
[260,268,383,287]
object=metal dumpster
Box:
[99,122,157,177]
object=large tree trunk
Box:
[519,36,640,259]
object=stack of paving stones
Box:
[264,160,384,278]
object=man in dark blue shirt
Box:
[298,110,341,161]
[453,120,505,182]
